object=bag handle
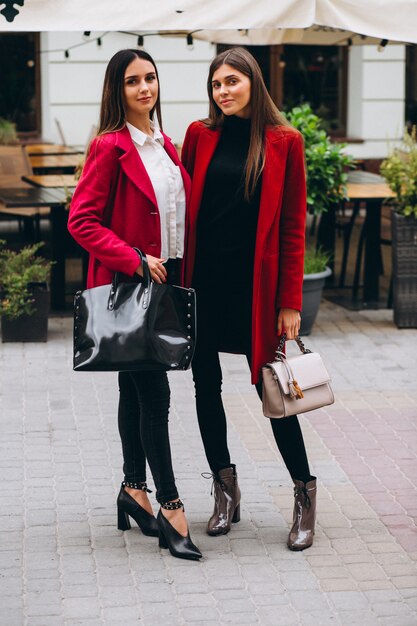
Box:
[108,248,151,311]
[275,333,312,358]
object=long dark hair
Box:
[206,47,289,200]
[97,49,162,136]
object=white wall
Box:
[40,32,214,147]
[39,35,407,159]
[346,45,406,158]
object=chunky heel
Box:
[232,503,240,524]
[117,507,131,531]
[158,531,168,549]
[116,482,158,537]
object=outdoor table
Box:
[321,171,395,309]
[0,187,68,311]
[22,174,78,188]
[25,144,83,156]
[29,153,82,174]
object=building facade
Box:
[0,31,412,159]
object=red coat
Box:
[68,126,191,289]
[181,121,306,384]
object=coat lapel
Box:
[189,127,220,228]
[116,127,158,207]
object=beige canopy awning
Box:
[1,0,416,45]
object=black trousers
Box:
[117,259,181,505]
[191,278,312,483]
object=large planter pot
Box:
[1,283,50,342]
[300,267,332,336]
[392,212,417,328]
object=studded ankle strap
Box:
[160,499,184,511]
[122,481,152,493]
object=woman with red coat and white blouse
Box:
[68,49,201,561]
[181,47,316,551]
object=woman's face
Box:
[123,57,158,123]
[211,63,251,118]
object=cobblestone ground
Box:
[1,301,417,626]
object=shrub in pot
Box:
[0,241,52,342]
[380,127,417,328]
[285,104,355,267]
[300,248,331,336]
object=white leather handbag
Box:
[262,336,334,419]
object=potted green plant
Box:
[300,248,331,335]
[285,105,355,333]
[380,127,417,328]
[0,117,18,145]
[0,241,52,342]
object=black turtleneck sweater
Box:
[193,115,262,287]
[192,115,262,353]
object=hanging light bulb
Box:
[83,31,91,40]
[64,50,70,60]
[137,35,144,49]
[377,39,389,52]
[97,37,102,47]
[186,33,194,51]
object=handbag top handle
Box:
[108,248,150,311]
[275,334,312,361]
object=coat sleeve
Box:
[275,132,307,311]
[67,137,141,276]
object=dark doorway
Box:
[282,45,348,136]
[0,33,41,137]
[406,45,417,129]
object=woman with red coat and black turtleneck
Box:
[181,47,317,551]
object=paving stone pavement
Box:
[1,300,417,626]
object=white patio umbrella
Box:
[0,0,416,45]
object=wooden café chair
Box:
[0,145,50,241]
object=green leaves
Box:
[304,247,330,275]
[285,104,356,215]
[380,127,417,219]
[0,241,52,319]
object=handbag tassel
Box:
[289,379,304,400]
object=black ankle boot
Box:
[157,500,202,561]
[117,481,158,537]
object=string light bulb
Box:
[377,39,389,52]
[137,35,144,49]
[83,31,91,39]
[186,33,194,50]
[64,50,70,59]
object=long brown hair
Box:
[206,47,289,200]
[97,49,162,136]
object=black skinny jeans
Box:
[191,283,312,484]
[117,259,181,505]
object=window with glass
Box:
[0,33,41,137]
[282,45,348,136]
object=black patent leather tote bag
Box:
[73,249,196,372]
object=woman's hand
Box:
[277,308,301,340]
[135,255,167,284]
